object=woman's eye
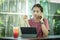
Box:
[33,10,35,13]
[37,11,39,13]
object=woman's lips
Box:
[34,15,42,19]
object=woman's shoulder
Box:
[28,18,34,24]
[29,18,34,21]
[28,18,34,26]
[44,18,48,20]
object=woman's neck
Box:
[34,17,40,22]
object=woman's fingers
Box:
[23,15,28,23]
[23,15,27,19]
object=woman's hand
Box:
[39,13,44,22]
[23,15,30,27]
[23,15,28,23]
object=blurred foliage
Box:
[54,21,60,35]
[53,10,60,35]
[0,21,5,37]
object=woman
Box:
[23,4,49,38]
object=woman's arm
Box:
[39,13,49,37]
[26,21,30,27]
[40,19,49,37]
[41,23,49,37]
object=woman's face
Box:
[32,7,42,18]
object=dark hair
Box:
[32,4,43,12]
